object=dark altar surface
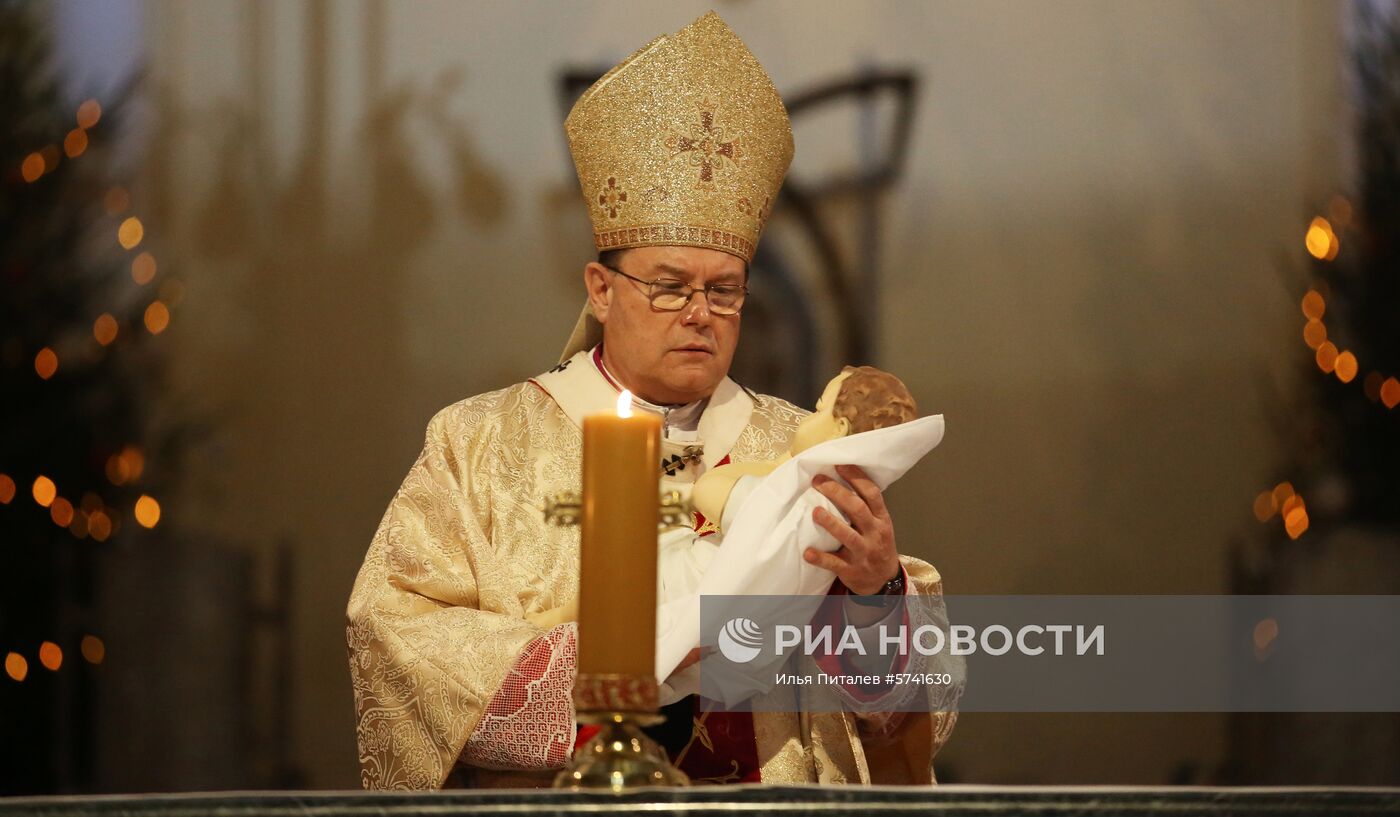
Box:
[2,786,1399,817]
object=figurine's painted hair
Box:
[832,366,917,435]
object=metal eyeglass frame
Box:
[602,264,748,316]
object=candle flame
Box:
[617,390,633,418]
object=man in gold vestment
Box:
[346,11,956,790]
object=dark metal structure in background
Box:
[559,68,919,406]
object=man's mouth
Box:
[673,345,713,355]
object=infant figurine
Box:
[525,365,918,631]
[692,365,918,535]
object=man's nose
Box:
[678,291,712,324]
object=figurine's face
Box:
[790,371,853,455]
[586,245,744,405]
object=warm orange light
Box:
[69,511,89,539]
[1315,341,1338,373]
[1381,377,1400,410]
[80,636,105,665]
[117,216,144,250]
[50,497,74,527]
[4,653,27,682]
[1284,507,1309,539]
[1335,350,1358,383]
[121,446,144,480]
[32,476,57,507]
[1301,290,1325,320]
[1271,482,1295,507]
[134,495,161,529]
[1251,490,1276,522]
[21,152,44,182]
[1304,218,1332,259]
[1304,217,1339,261]
[1281,494,1304,516]
[144,301,170,334]
[93,313,119,346]
[76,99,102,129]
[88,511,112,542]
[104,186,129,215]
[1302,319,1327,350]
[63,128,88,158]
[105,453,129,485]
[131,252,156,284]
[0,474,14,505]
[1364,371,1384,402]
[38,642,62,672]
[35,347,58,379]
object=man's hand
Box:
[804,464,901,595]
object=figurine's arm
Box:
[693,460,778,530]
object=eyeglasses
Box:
[604,265,748,316]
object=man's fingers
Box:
[813,505,862,551]
[836,464,889,519]
[803,545,848,573]
[813,474,878,531]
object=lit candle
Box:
[578,390,662,679]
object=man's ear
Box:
[583,262,613,323]
[834,416,851,438]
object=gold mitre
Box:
[565,11,794,264]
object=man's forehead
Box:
[646,259,747,282]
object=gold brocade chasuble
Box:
[346,350,956,790]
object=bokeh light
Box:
[1252,490,1276,522]
[144,301,170,334]
[1315,341,1338,373]
[0,474,14,504]
[35,347,58,379]
[135,495,161,529]
[38,642,62,672]
[80,636,105,665]
[117,216,144,250]
[94,313,119,346]
[131,252,157,285]
[1301,290,1325,320]
[1285,506,1309,539]
[63,128,88,158]
[32,475,57,507]
[21,151,44,183]
[50,497,74,527]
[1335,350,1358,383]
[88,511,112,542]
[1304,217,1339,261]
[5,653,27,682]
[76,98,102,129]
[1302,319,1326,350]
[1382,377,1400,410]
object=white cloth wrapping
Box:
[655,414,946,684]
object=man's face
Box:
[585,245,745,405]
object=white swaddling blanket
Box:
[654,413,945,685]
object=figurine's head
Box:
[789,366,918,455]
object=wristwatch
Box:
[849,566,905,606]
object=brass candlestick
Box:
[542,490,692,790]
